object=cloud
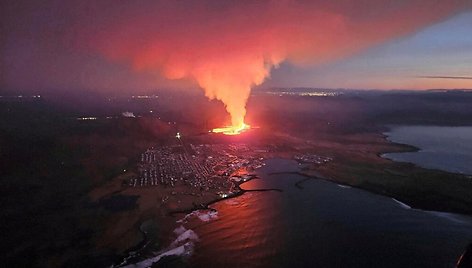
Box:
[416,76,472,80]
[3,0,471,125]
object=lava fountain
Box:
[212,122,251,135]
[76,1,472,137]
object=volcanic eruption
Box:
[74,0,471,134]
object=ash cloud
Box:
[3,0,472,126]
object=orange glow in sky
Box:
[75,0,471,125]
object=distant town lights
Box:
[77,117,97,120]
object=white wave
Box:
[391,198,412,209]
[122,242,194,268]
[337,184,352,189]
[122,228,199,268]
[178,210,219,224]
[390,198,471,224]
[173,225,187,235]
[170,229,199,247]
[195,210,218,222]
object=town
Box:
[128,143,266,195]
[294,153,332,164]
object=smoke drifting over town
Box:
[4,0,472,126]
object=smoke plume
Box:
[75,0,471,127]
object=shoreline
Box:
[270,168,472,217]
[112,126,472,267]
[380,126,472,176]
[141,157,472,268]
[292,128,472,216]
[307,168,472,215]
[115,173,282,267]
[167,174,282,216]
[115,151,472,267]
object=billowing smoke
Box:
[75,0,471,127]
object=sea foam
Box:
[177,209,219,223]
[391,198,412,209]
[122,242,194,268]
[121,226,199,268]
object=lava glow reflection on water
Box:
[188,185,283,267]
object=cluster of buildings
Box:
[190,144,264,176]
[128,143,265,192]
[294,153,332,164]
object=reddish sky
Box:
[2,0,472,94]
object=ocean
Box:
[175,158,472,267]
[383,126,472,175]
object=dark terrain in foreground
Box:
[1,89,472,267]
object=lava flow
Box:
[212,123,251,135]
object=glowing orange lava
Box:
[212,123,251,135]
